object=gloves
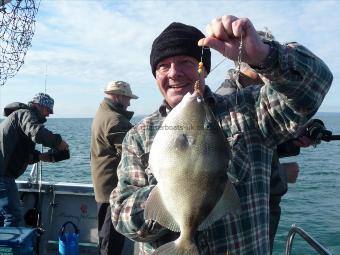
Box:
[39,152,54,162]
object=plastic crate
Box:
[0,227,36,255]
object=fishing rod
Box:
[35,149,45,255]
[318,134,340,142]
[32,64,49,255]
[33,64,48,254]
[322,135,340,141]
[304,119,340,143]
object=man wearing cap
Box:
[91,80,138,255]
[110,16,332,255]
[0,92,69,227]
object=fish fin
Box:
[198,181,241,230]
[144,185,180,232]
[152,241,199,255]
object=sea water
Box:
[17,113,340,255]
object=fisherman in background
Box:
[215,30,315,254]
[0,93,69,227]
[90,81,138,255]
[110,15,332,254]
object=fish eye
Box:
[204,122,212,129]
[175,134,189,150]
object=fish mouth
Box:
[182,90,202,103]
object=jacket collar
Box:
[103,98,134,120]
[28,103,47,123]
[158,86,217,117]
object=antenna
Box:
[44,64,48,93]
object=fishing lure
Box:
[194,33,244,96]
[234,33,244,90]
[194,46,205,97]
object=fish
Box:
[144,91,241,255]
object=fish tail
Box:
[152,241,200,255]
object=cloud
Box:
[1,0,339,117]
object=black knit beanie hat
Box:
[150,22,211,77]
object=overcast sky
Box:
[0,0,339,118]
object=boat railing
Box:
[285,224,333,255]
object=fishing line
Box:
[195,34,244,93]
[197,34,244,79]
[234,33,244,91]
[194,34,244,129]
[209,57,227,73]
[37,158,43,229]
[0,85,2,113]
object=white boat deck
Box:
[16,180,135,255]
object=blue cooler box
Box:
[0,227,36,255]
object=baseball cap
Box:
[30,93,54,113]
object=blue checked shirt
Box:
[110,41,332,254]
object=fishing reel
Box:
[304,119,333,143]
[276,119,339,158]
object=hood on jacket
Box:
[3,102,30,117]
[3,102,47,123]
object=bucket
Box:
[58,221,79,255]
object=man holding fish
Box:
[110,15,332,255]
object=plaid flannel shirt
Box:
[110,41,332,255]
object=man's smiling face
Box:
[155,55,206,108]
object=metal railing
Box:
[285,224,333,255]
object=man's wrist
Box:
[251,40,279,70]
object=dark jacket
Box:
[91,98,134,203]
[0,102,62,178]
